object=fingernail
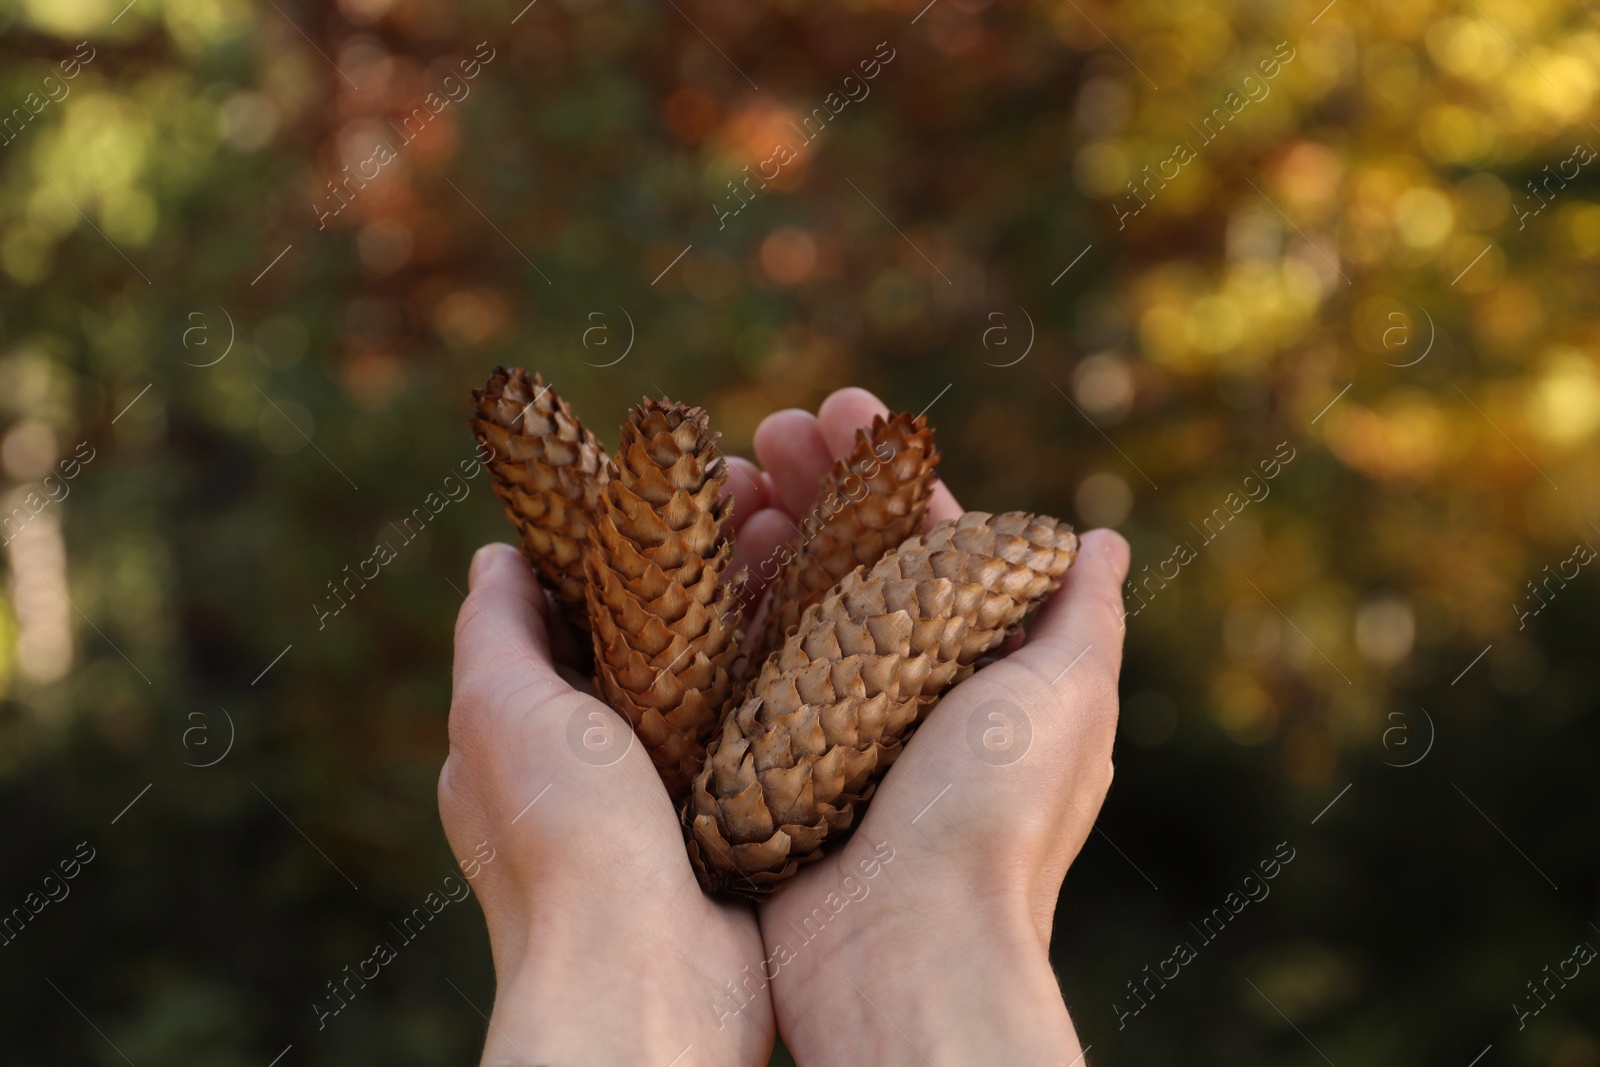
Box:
[468,544,504,589]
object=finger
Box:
[719,456,768,538]
[728,506,801,608]
[816,386,888,458]
[1012,528,1132,690]
[753,408,834,518]
[924,479,963,526]
[816,386,964,524]
[453,543,562,691]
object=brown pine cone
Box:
[686,510,1078,897]
[586,399,745,801]
[470,368,611,634]
[749,412,940,671]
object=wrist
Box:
[772,903,1080,1065]
[483,965,686,1067]
[478,892,686,1065]
[481,890,769,1067]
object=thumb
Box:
[1013,528,1132,692]
[452,543,562,690]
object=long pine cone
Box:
[470,368,610,634]
[687,510,1078,897]
[749,412,939,670]
[587,399,745,801]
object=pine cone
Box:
[586,399,745,801]
[470,368,611,634]
[686,510,1078,897]
[749,412,940,670]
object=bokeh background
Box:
[2,0,1598,1062]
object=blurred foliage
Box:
[1,0,1597,1063]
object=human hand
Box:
[439,542,775,1066]
[739,388,1131,1065]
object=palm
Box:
[513,664,765,954]
[734,390,1121,1063]
[444,551,773,1062]
[547,678,773,1038]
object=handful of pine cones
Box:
[471,367,1078,897]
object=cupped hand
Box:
[742,388,1131,1066]
[439,544,774,1066]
